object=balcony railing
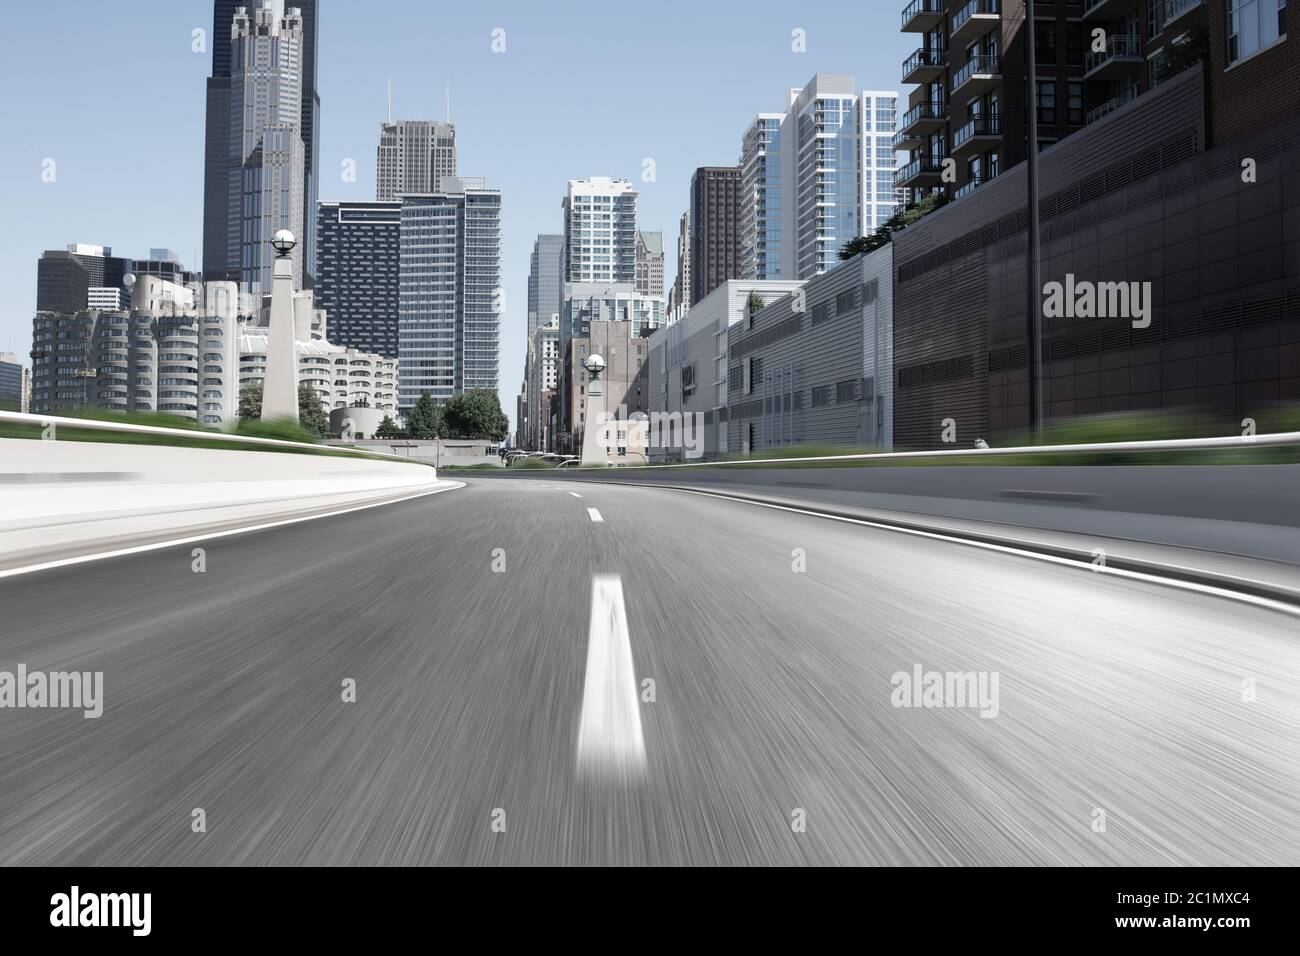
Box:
[902,47,946,83]
[953,113,1001,150]
[895,154,948,186]
[1165,0,1207,25]
[952,0,1000,38]
[1084,34,1142,76]
[952,54,1000,92]
[898,100,947,133]
[902,0,945,31]
[1085,91,1135,125]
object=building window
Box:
[1036,80,1057,124]
[1066,22,1083,65]
[1035,21,1057,64]
[1229,0,1287,64]
[1067,82,1084,125]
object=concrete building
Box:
[0,353,27,413]
[562,178,638,284]
[635,231,665,296]
[647,279,805,460]
[240,333,398,415]
[890,53,1300,449]
[397,177,502,410]
[559,282,666,347]
[377,118,457,201]
[316,200,401,356]
[527,234,565,341]
[725,247,894,454]
[87,288,123,312]
[523,313,560,450]
[204,0,319,288]
[558,320,652,461]
[689,167,742,303]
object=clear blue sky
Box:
[0,0,910,428]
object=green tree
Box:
[297,382,330,437]
[839,191,952,260]
[375,414,404,439]
[405,392,443,439]
[747,290,765,314]
[237,379,330,437]
[238,381,263,421]
[443,389,509,441]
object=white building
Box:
[646,278,805,460]
[561,177,638,284]
[87,287,123,311]
[376,118,457,201]
[240,334,399,415]
[738,76,899,281]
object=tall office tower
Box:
[203,0,318,287]
[0,353,26,412]
[859,91,901,233]
[317,200,401,356]
[671,210,691,318]
[131,249,197,287]
[739,114,784,280]
[561,178,638,284]
[527,234,564,341]
[223,2,308,295]
[634,231,665,297]
[397,177,501,411]
[689,167,741,303]
[377,118,457,200]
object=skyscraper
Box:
[527,234,564,342]
[202,0,319,290]
[377,118,457,200]
[689,167,741,304]
[561,178,638,284]
[671,210,691,319]
[737,76,899,281]
[397,178,501,410]
[316,200,402,356]
[634,231,665,297]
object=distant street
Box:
[1,478,1296,865]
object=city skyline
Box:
[0,0,909,431]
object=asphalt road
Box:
[1,478,1297,865]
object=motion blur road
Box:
[2,478,1297,865]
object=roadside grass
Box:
[0,408,421,463]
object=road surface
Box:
[1,478,1296,865]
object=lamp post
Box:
[262,228,300,423]
[1026,0,1044,442]
[579,353,609,468]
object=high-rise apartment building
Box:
[635,231,665,297]
[689,167,742,303]
[894,0,1198,206]
[738,76,899,280]
[397,178,502,410]
[376,118,457,200]
[316,200,402,356]
[203,0,318,288]
[561,178,638,284]
[527,234,565,341]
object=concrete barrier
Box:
[0,437,454,574]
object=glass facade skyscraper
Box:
[397,179,501,411]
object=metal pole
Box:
[1026,0,1044,442]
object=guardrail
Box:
[578,430,1300,470]
[0,411,433,467]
